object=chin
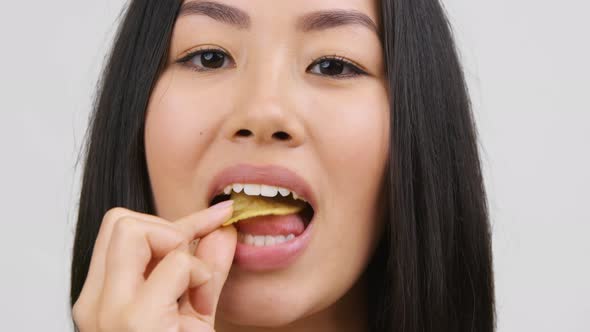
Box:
[218,306,302,327]
[216,274,314,327]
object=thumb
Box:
[185,225,237,324]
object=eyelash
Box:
[175,47,367,79]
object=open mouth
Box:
[209,184,315,233]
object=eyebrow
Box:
[178,1,250,29]
[297,9,378,35]
[178,1,379,36]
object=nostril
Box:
[236,129,252,137]
[273,131,291,141]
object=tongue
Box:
[235,213,305,236]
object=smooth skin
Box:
[74,0,388,331]
[72,201,237,331]
[146,1,388,330]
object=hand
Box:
[72,201,236,331]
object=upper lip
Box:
[207,163,317,210]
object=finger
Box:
[83,201,233,307]
[152,201,234,274]
[172,200,234,241]
[102,217,187,307]
[140,249,212,304]
[186,225,237,324]
[77,208,167,303]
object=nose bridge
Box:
[224,47,304,147]
[244,45,290,109]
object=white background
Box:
[0,0,588,331]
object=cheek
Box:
[306,87,389,320]
[144,70,226,217]
[313,84,390,209]
[311,84,389,280]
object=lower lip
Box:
[233,217,315,272]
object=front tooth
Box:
[278,187,290,196]
[260,185,279,197]
[232,183,244,193]
[264,235,276,246]
[253,235,265,246]
[244,184,261,195]
[223,185,232,195]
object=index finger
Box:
[172,200,234,240]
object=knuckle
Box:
[170,250,193,267]
[101,207,133,233]
[113,216,140,238]
[195,258,212,275]
[103,207,131,224]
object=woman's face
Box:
[145,0,389,327]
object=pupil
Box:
[319,60,343,75]
[201,51,224,68]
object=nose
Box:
[222,61,305,148]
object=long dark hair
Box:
[70,1,495,331]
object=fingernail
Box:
[210,200,233,210]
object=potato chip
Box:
[222,191,306,226]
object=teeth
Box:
[260,185,279,197]
[244,233,254,244]
[254,235,265,247]
[264,235,276,246]
[223,185,232,195]
[219,183,307,202]
[240,233,296,246]
[232,183,244,193]
[244,184,261,195]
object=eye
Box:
[307,56,367,79]
[176,48,366,79]
[177,48,234,72]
